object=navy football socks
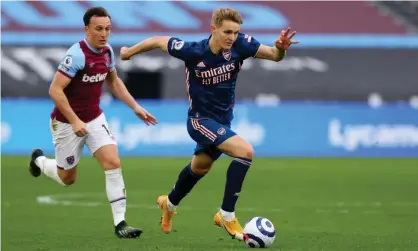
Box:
[221,157,252,212]
[168,163,204,206]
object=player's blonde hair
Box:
[211,8,243,27]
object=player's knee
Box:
[62,176,76,186]
[245,145,254,159]
[238,144,254,160]
[191,153,214,176]
[191,160,213,175]
[59,173,77,186]
[58,166,77,186]
[192,164,212,176]
[103,157,121,170]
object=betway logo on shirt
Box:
[82,73,108,83]
[195,62,236,85]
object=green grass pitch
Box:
[2,156,418,250]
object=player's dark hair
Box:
[83,7,111,26]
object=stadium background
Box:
[2,1,418,251]
[2,1,418,157]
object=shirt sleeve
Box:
[57,43,85,78]
[235,33,261,60]
[167,37,199,61]
[106,44,116,72]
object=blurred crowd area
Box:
[2,1,418,158]
[1,1,417,104]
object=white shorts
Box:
[50,113,117,170]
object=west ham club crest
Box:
[66,155,75,165]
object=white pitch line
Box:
[337,209,349,214]
[35,194,283,213]
[35,193,418,216]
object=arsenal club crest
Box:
[217,127,226,135]
[222,50,231,61]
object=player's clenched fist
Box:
[120,46,131,60]
[133,106,158,126]
[72,119,88,137]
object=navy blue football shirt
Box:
[167,33,261,125]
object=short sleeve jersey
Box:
[51,39,116,123]
[167,33,261,125]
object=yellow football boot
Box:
[213,211,248,241]
[156,195,176,233]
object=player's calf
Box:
[217,136,254,221]
[157,162,203,234]
[94,145,129,229]
[105,167,126,225]
[29,148,71,186]
[168,153,212,208]
[106,167,142,239]
[157,153,212,233]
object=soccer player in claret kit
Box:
[28,7,157,238]
[121,8,298,241]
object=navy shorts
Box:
[187,118,236,161]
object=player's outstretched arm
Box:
[255,27,298,62]
[106,70,157,126]
[120,36,171,60]
[49,72,87,136]
[255,45,287,62]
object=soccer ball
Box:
[243,217,276,248]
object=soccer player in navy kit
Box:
[121,8,298,240]
[28,7,157,238]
